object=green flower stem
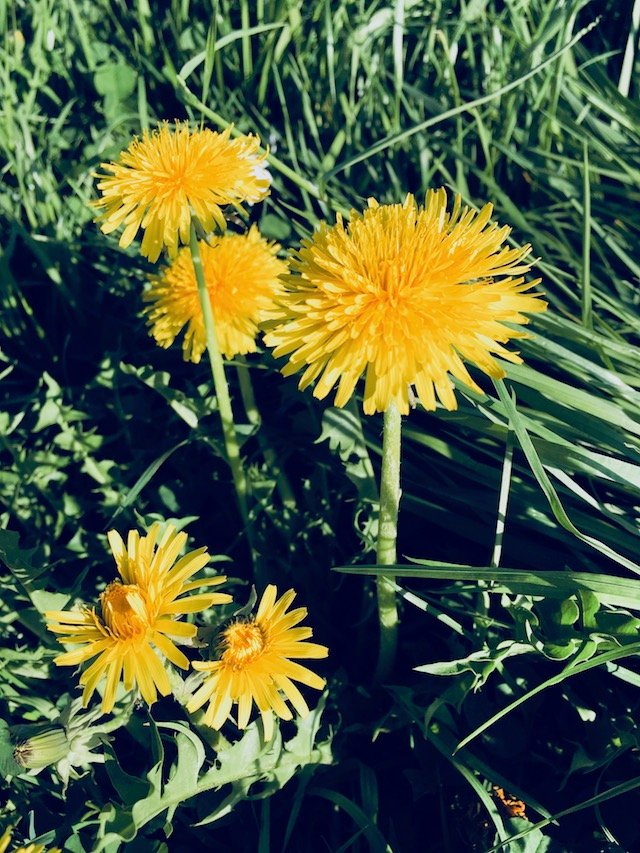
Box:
[189,222,249,526]
[236,360,297,509]
[236,361,260,427]
[374,403,402,683]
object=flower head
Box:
[46,524,231,713]
[144,226,286,362]
[92,122,271,262]
[0,827,59,853]
[187,585,328,740]
[264,190,546,415]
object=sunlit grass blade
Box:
[494,379,640,574]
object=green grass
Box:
[1,0,640,850]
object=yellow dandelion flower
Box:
[92,122,271,262]
[46,524,232,713]
[0,827,60,853]
[143,226,286,362]
[187,585,328,740]
[264,190,547,415]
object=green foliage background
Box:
[1,0,640,850]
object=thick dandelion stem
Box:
[374,403,401,683]
[189,222,250,526]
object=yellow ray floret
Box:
[264,190,547,415]
[46,524,231,713]
[144,226,286,362]
[187,585,328,740]
[92,121,271,262]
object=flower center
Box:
[222,620,267,670]
[101,582,149,640]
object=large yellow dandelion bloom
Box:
[187,585,328,740]
[92,122,271,262]
[46,524,232,713]
[264,190,547,415]
[143,226,286,362]
[0,827,59,853]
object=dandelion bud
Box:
[13,727,69,769]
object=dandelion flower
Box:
[144,226,286,362]
[264,190,546,415]
[187,585,328,740]
[46,524,231,713]
[93,122,271,262]
[0,827,59,853]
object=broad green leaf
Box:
[98,702,332,844]
[317,405,377,501]
[0,720,22,778]
[120,363,202,428]
[0,528,48,586]
[93,62,136,101]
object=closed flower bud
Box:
[13,727,69,770]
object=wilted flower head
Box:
[144,226,286,362]
[92,122,271,262]
[187,585,328,740]
[46,524,231,713]
[264,190,546,415]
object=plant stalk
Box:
[373,403,401,682]
[189,222,250,526]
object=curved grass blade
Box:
[326,18,599,178]
[109,439,191,522]
[494,379,640,575]
[456,641,640,753]
[308,787,391,853]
